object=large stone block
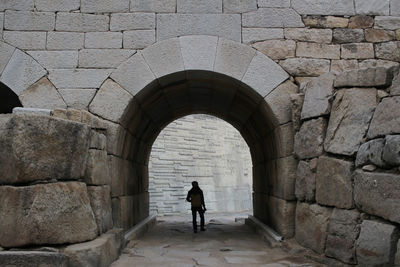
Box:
[47,32,84,50]
[271,156,297,200]
[294,117,327,160]
[368,96,400,138]
[104,120,127,157]
[85,149,110,185]
[348,15,374,28]
[274,123,294,158]
[383,135,400,166]
[324,88,377,156]
[19,77,67,109]
[354,170,400,224]
[252,39,295,60]
[296,42,340,59]
[130,0,176,12]
[0,251,68,267]
[295,202,332,254]
[295,160,316,202]
[87,186,113,235]
[292,0,355,15]
[279,58,330,77]
[123,30,155,49]
[223,0,256,13]
[375,16,400,30]
[35,0,80,11]
[0,182,98,247]
[63,229,123,267]
[85,32,122,49]
[0,114,90,184]
[48,69,111,89]
[157,14,241,42]
[3,31,46,50]
[242,8,304,27]
[59,89,97,109]
[179,35,218,71]
[78,49,136,69]
[177,0,222,13]
[375,41,400,61]
[301,72,335,120]
[325,209,360,264]
[333,28,364,43]
[284,28,332,43]
[341,43,374,59]
[56,12,109,32]
[289,93,304,131]
[355,0,390,15]
[365,29,395,43]
[5,10,54,31]
[355,138,386,168]
[0,41,14,76]
[267,196,295,238]
[316,157,353,209]
[110,13,155,31]
[0,0,33,11]
[334,67,393,88]
[243,28,283,44]
[81,0,129,12]
[356,220,399,266]
[27,50,78,69]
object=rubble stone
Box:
[341,43,374,59]
[375,41,400,61]
[348,15,374,28]
[279,58,330,77]
[295,160,316,202]
[294,117,327,159]
[333,29,364,43]
[252,40,295,60]
[383,135,400,165]
[87,186,113,234]
[365,29,395,43]
[355,138,386,168]
[368,96,400,138]
[334,67,393,88]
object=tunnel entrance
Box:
[0,82,22,114]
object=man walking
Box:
[186,181,206,233]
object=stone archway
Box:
[88,36,298,238]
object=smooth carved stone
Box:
[267,196,296,238]
[123,30,155,49]
[252,40,295,60]
[0,182,98,247]
[348,15,374,28]
[333,29,364,43]
[223,0,257,13]
[301,72,335,120]
[324,88,377,156]
[81,0,129,13]
[356,220,399,266]
[177,0,222,13]
[303,15,348,28]
[48,69,111,89]
[292,0,355,15]
[289,93,304,131]
[3,31,45,50]
[368,96,400,138]
[47,32,84,50]
[325,209,360,264]
[375,41,400,61]
[355,138,386,168]
[27,50,78,69]
[354,170,400,224]
[355,0,390,16]
[55,12,109,32]
[242,28,283,44]
[295,160,316,202]
[58,89,97,109]
[110,13,155,31]
[242,8,304,27]
[0,114,90,184]
[35,0,80,11]
[0,41,14,75]
[78,49,136,68]
[365,29,395,43]
[87,186,113,235]
[271,156,297,200]
[279,58,330,77]
[0,252,68,267]
[295,202,332,254]
[334,67,394,88]
[383,135,400,165]
[4,10,55,31]
[316,157,353,209]
[284,28,332,43]
[294,117,327,160]
[85,149,110,186]
[85,32,122,49]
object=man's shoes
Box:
[200,228,205,231]
[194,229,197,233]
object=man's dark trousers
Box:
[191,207,204,231]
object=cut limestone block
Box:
[87,186,113,235]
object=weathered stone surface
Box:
[157,14,241,42]
[284,28,332,43]
[63,229,123,267]
[104,120,127,157]
[242,8,304,27]
[5,10,54,31]
[180,35,218,71]
[356,220,399,266]
[375,41,400,61]
[290,93,304,131]
[1,49,47,96]
[0,182,98,247]
[130,0,176,12]
[35,0,80,11]
[294,117,327,159]
[85,149,110,186]
[375,16,400,30]
[383,135,400,165]
[273,123,294,158]
[0,114,90,183]
[270,156,297,200]
[355,0,390,15]
[87,186,113,234]
[279,58,330,77]
[0,41,15,75]
[81,0,129,12]
[253,40,295,61]
[354,170,400,224]
[78,49,136,69]
[27,50,78,69]
[0,251,68,267]
[47,32,84,50]
[301,72,335,119]
[396,239,400,266]
[341,43,374,59]
[258,0,289,7]
[368,96,400,138]
[334,67,393,88]
[295,202,332,254]
[56,13,109,32]
[19,77,66,109]
[48,69,111,89]
[324,88,377,156]
[365,29,395,43]
[292,0,355,15]
[316,156,353,209]
[3,31,46,50]
[242,28,283,44]
[85,32,122,49]
[325,209,360,264]
[123,30,155,49]
[333,29,364,43]
[359,59,399,70]
[348,15,374,28]
[89,130,106,150]
[355,138,386,167]
[58,89,97,109]
[303,15,348,28]
[110,13,155,31]
[267,196,295,238]
[0,0,33,11]
[330,60,359,74]
[177,0,221,13]
[13,107,51,116]
[223,0,256,13]
[296,42,340,59]
[295,160,316,202]
[0,13,3,38]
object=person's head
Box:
[192,181,199,188]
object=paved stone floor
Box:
[111,214,326,267]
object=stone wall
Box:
[149,114,252,215]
